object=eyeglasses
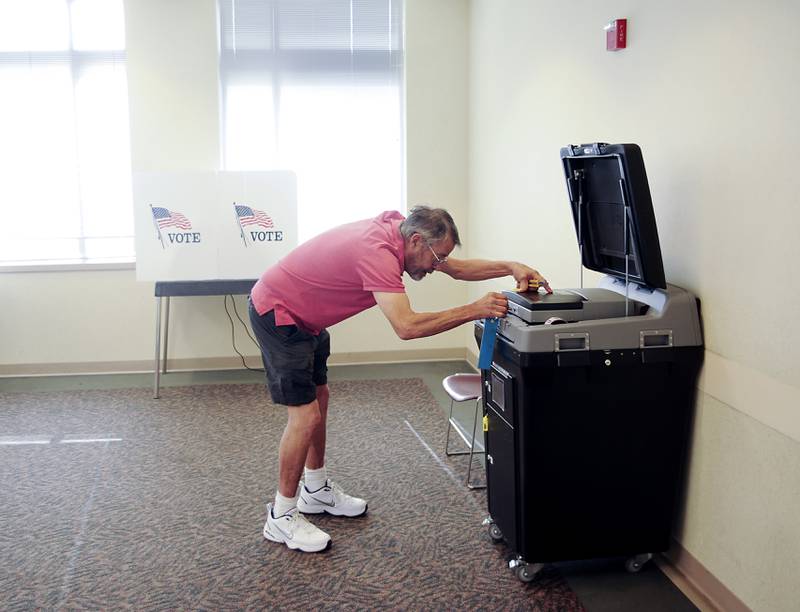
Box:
[426,240,448,268]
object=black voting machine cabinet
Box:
[475,144,704,582]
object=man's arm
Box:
[373,291,507,340]
[439,257,552,293]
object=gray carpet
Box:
[0,378,584,611]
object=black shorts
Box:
[248,300,330,406]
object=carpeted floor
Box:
[0,378,585,611]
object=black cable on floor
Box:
[223,295,264,372]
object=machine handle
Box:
[554,332,590,352]
[640,329,673,349]
[566,142,609,156]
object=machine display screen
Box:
[491,372,505,412]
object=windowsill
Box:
[0,259,136,273]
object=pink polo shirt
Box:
[251,211,406,334]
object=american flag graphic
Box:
[152,206,192,230]
[235,204,274,229]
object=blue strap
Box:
[478,317,500,370]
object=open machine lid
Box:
[560,143,666,289]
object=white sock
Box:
[304,465,328,492]
[273,491,298,517]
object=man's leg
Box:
[278,398,323,497]
[304,384,329,471]
[297,383,367,518]
[265,399,332,553]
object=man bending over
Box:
[248,205,551,552]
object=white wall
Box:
[0,0,471,375]
[467,1,799,610]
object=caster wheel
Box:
[488,524,503,542]
[515,563,543,583]
[625,553,652,573]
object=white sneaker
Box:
[263,503,332,553]
[297,479,368,517]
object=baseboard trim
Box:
[466,346,478,369]
[657,540,750,612]
[0,348,469,377]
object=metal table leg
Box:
[154,296,162,399]
[162,296,170,374]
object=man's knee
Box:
[287,401,324,432]
[315,384,329,404]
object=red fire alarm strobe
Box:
[605,18,627,51]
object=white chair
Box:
[443,373,486,489]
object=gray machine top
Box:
[505,286,648,325]
[487,143,702,354]
[496,276,702,353]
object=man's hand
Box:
[472,292,508,319]
[510,263,552,294]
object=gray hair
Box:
[399,205,461,247]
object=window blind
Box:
[218,0,404,242]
